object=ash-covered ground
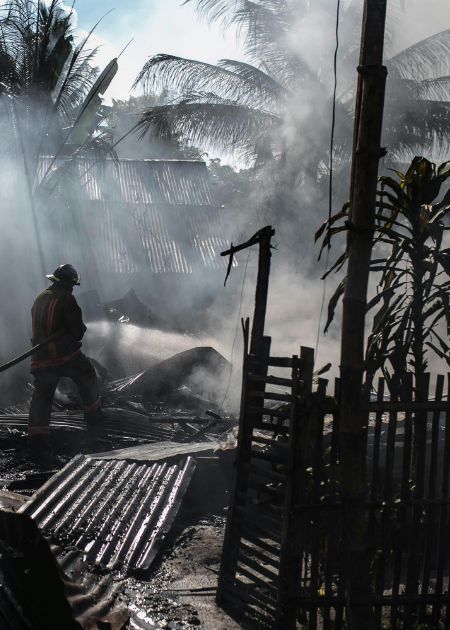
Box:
[0,294,242,629]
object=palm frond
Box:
[136,99,281,159]
[134,53,282,109]
[388,28,450,80]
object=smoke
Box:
[208,0,450,390]
[1,0,450,413]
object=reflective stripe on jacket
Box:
[31,284,87,369]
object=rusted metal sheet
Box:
[20,454,196,575]
[37,158,235,274]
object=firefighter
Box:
[28,264,103,445]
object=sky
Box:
[66,0,450,103]
[70,0,244,102]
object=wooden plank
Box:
[251,449,287,465]
[252,420,288,433]
[276,355,303,630]
[246,405,289,418]
[217,319,256,604]
[240,525,281,555]
[246,462,286,484]
[404,373,431,626]
[247,390,292,403]
[251,434,288,448]
[309,379,327,630]
[369,377,385,628]
[421,375,444,613]
[246,478,284,498]
[239,541,280,570]
[267,356,294,368]
[389,373,413,627]
[235,565,278,593]
[238,553,278,582]
[432,374,450,625]
[248,372,293,387]
[375,377,400,617]
[364,400,449,412]
[235,510,281,544]
[220,579,278,612]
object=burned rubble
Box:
[0,291,239,630]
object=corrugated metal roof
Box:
[39,158,215,206]
[36,158,235,274]
[20,454,196,575]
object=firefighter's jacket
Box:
[31,284,87,370]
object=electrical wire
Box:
[315,0,341,361]
[219,248,251,412]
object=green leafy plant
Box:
[316,156,450,395]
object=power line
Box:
[315,0,341,361]
[219,248,251,412]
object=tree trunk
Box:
[338,2,387,628]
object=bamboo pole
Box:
[338,1,387,628]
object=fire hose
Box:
[0,330,66,373]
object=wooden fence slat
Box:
[369,376,385,627]
[247,390,293,402]
[404,372,431,627]
[248,373,294,387]
[375,377,399,613]
[331,377,345,629]
[421,375,444,610]
[390,372,413,627]
[277,355,303,629]
[216,327,270,603]
[432,373,450,625]
[267,356,294,368]
[220,334,450,629]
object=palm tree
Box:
[133,0,450,165]
[0,0,118,190]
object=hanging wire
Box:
[219,248,252,412]
[315,0,341,360]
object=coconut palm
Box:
[0,0,118,190]
[133,0,450,165]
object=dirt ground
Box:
[124,521,241,630]
[0,424,242,630]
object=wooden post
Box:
[250,226,274,358]
[339,1,387,628]
[221,225,275,361]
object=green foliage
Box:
[316,157,450,390]
[134,1,450,165]
[0,0,118,185]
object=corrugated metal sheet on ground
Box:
[0,567,33,630]
[92,440,220,461]
[36,158,236,274]
[0,409,180,443]
[20,454,196,575]
[0,508,158,630]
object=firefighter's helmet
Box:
[46,264,81,286]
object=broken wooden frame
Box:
[217,334,450,628]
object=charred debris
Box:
[0,283,239,630]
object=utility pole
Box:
[339,1,387,628]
